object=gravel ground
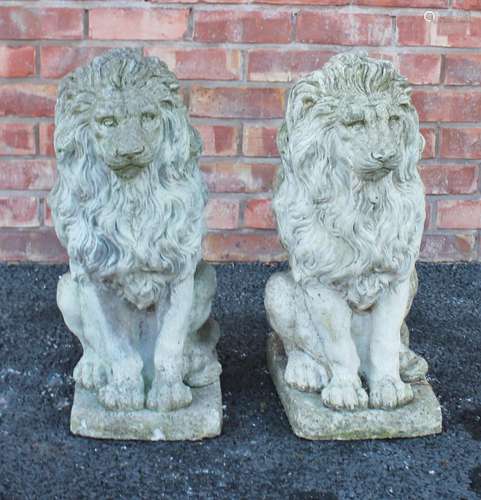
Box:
[0,262,480,500]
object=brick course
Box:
[0,2,479,262]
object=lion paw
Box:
[369,377,413,410]
[98,378,145,411]
[284,351,326,393]
[184,360,221,388]
[147,379,192,412]
[73,353,109,390]
[400,350,428,383]
[321,379,368,411]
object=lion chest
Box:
[109,270,170,310]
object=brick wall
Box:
[0,1,480,263]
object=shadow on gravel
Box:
[0,262,480,499]
[463,408,481,440]
[470,466,481,496]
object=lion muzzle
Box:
[371,148,396,163]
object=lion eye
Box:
[100,116,117,128]
[389,115,400,123]
[141,112,157,123]
[346,120,366,129]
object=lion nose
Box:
[117,145,145,159]
[371,148,395,163]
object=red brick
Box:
[0,197,39,227]
[397,54,442,85]
[0,8,83,40]
[89,8,189,40]
[445,54,481,85]
[190,87,285,119]
[0,159,56,190]
[421,128,436,159]
[156,0,347,2]
[0,84,57,117]
[40,46,111,79]
[196,125,239,156]
[356,0,446,5]
[28,229,67,262]
[297,13,392,46]
[397,15,481,48]
[201,161,277,193]
[145,48,241,81]
[0,46,35,78]
[44,202,53,227]
[413,91,481,122]
[205,198,240,230]
[0,230,29,260]
[39,123,55,157]
[425,203,432,230]
[453,0,481,9]
[203,231,285,262]
[247,50,335,82]
[437,200,481,229]
[243,126,278,157]
[194,10,291,44]
[0,124,35,155]
[420,233,476,261]
[440,128,481,159]
[420,164,478,194]
[0,229,66,262]
[243,199,276,229]
[253,0,348,3]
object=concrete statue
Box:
[265,51,442,439]
[49,49,222,440]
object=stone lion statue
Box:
[265,51,428,411]
[49,49,221,413]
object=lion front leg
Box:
[57,273,109,391]
[77,279,145,411]
[265,271,327,393]
[296,282,368,411]
[367,278,414,410]
[147,275,194,412]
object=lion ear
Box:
[302,97,315,111]
[277,122,289,160]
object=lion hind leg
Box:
[184,318,222,387]
[57,273,83,338]
[400,322,428,382]
[400,270,429,382]
[183,263,221,388]
[265,271,331,393]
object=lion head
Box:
[274,51,426,309]
[49,49,205,308]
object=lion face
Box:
[50,49,206,295]
[91,88,162,180]
[334,95,406,182]
[274,51,425,301]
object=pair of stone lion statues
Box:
[49,49,431,439]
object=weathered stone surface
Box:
[71,382,222,441]
[267,333,442,440]
[265,51,442,437]
[49,48,222,439]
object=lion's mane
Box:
[49,49,206,309]
[274,51,425,309]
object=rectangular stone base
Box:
[267,332,442,440]
[70,382,222,441]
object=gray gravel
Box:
[0,262,480,500]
